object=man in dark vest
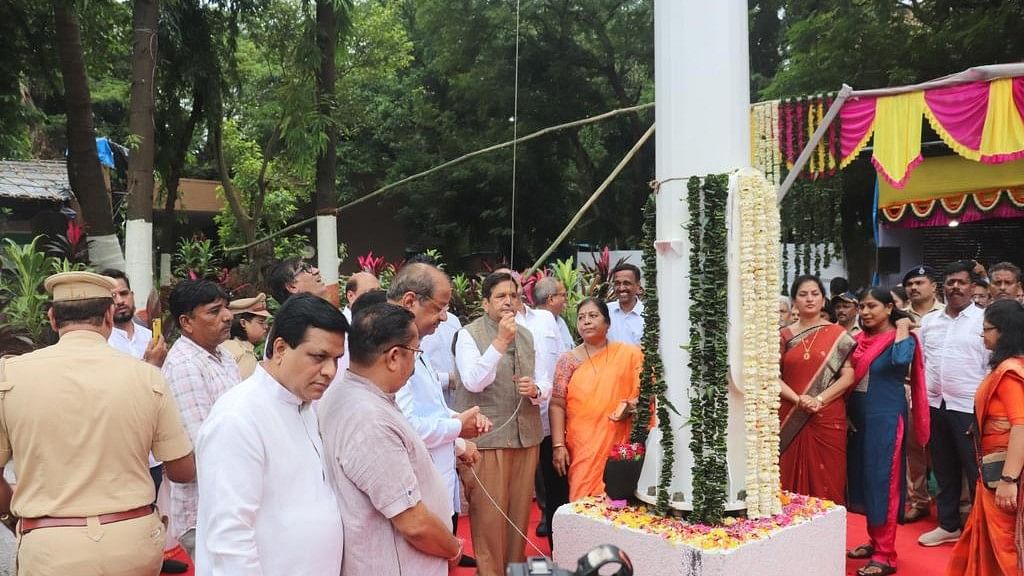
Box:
[454,271,551,576]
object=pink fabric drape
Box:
[923,82,990,153]
[840,96,877,165]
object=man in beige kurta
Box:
[454,272,552,576]
[0,271,195,576]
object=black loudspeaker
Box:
[878,246,901,275]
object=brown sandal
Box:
[857,561,896,576]
[846,544,874,559]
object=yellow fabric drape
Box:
[878,155,1024,207]
[872,91,925,187]
[980,78,1024,161]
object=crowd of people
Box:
[779,260,1024,576]
[0,259,649,576]
[2,253,1023,575]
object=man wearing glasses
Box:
[268,258,328,306]
[389,263,491,568]
[454,271,552,576]
[320,303,465,575]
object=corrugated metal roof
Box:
[0,160,72,202]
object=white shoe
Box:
[918,526,961,547]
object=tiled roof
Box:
[0,160,72,202]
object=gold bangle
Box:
[553,443,566,449]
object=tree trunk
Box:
[53,0,124,269]
[158,92,204,285]
[125,0,159,300]
[315,0,340,306]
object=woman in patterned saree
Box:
[549,297,643,501]
[779,275,856,505]
[846,288,929,576]
[947,299,1024,576]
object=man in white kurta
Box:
[195,294,347,575]
[390,263,490,568]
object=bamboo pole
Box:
[524,123,655,276]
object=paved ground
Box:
[0,529,13,576]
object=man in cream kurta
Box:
[195,294,347,575]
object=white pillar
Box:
[87,233,126,272]
[316,214,341,306]
[637,0,751,510]
[124,219,153,304]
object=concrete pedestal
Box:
[553,502,846,576]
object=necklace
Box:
[583,341,608,376]
[799,325,823,360]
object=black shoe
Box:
[458,554,477,568]
[535,521,550,537]
[161,559,189,574]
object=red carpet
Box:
[455,502,955,575]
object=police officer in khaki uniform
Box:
[0,271,196,576]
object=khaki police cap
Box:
[229,292,271,317]
[43,271,118,302]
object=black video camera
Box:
[506,544,632,576]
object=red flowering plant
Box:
[608,442,645,462]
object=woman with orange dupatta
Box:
[948,299,1024,576]
[779,275,856,505]
[846,288,930,576]
[549,297,643,501]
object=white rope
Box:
[509,0,522,265]
[469,465,551,561]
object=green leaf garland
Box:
[686,174,730,525]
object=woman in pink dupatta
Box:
[846,288,929,576]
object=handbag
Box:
[981,451,1008,490]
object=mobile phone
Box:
[151,318,162,341]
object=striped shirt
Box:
[162,335,239,540]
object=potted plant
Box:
[603,441,645,501]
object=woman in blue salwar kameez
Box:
[846,288,930,576]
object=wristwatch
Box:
[1000,474,1020,484]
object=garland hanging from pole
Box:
[631,195,661,445]
[686,174,730,525]
[630,194,674,514]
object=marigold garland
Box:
[686,174,730,525]
[737,170,783,519]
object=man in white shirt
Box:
[422,312,462,407]
[606,263,644,345]
[530,276,573,541]
[390,263,491,569]
[195,294,346,575]
[917,261,991,547]
[454,272,552,576]
[102,268,166,366]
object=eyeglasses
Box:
[393,344,424,358]
[419,293,450,313]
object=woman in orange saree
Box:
[549,297,643,501]
[779,275,856,505]
[948,299,1024,576]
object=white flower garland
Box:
[750,101,782,188]
[738,169,783,519]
